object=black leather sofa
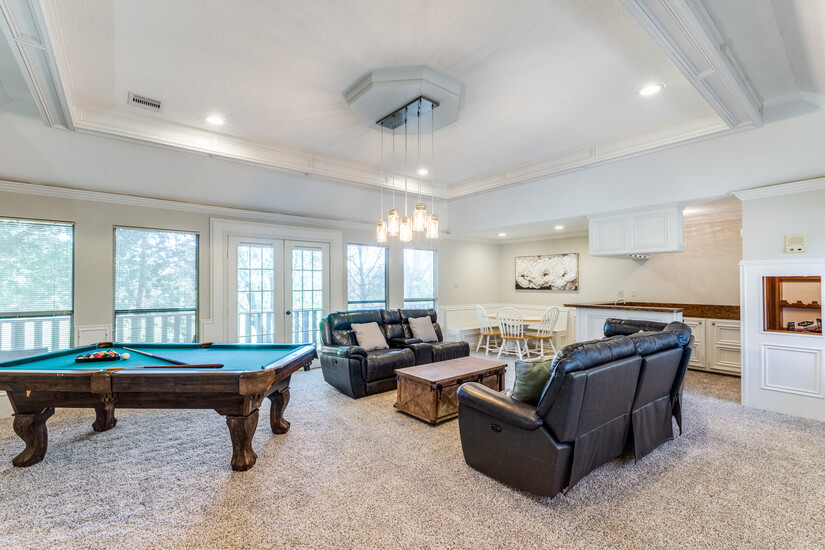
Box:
[319,309,470,399]
[456,319,692,496]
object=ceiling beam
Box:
[617,0,763,129]
[0,0,73,129]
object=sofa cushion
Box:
[432,341,471,362]
[380,309,405,340]
[627,331,681,356]
[663,321,692,347]
[351,322,389,351]
[399,309,444,341]
[409,315,438,342]
[363,348,414,382]
[326,310,382,346]
[603,318,667,337]
[511,357,553,405]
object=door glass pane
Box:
[236,244,276,343]
[291,247,324,345]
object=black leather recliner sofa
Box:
[456,319,692,497]
[319,309,470,399]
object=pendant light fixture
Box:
[376,124,387,243]
[374,95,439,243]
[387,123,400,237]
[412,100,428,233]
[399,107,413,242]
[425,106,438,239]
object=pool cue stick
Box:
[104,363,224,371]
[122,347,190,365]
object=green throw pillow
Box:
[511,357,554,405]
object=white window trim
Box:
[207,218,343,343]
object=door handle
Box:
[286,310,292,316]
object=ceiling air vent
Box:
[128,92,162,112]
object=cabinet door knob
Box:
[712,322,716,326]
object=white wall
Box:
[497,217,742,306]
[742,188,825,261]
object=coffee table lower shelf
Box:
[394,357,506,425]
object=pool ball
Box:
[121,352,130,360]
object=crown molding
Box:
[0,0,73,129]
[74,107,450,199]
[447,112,729,199]
[732,177,825,201]
[0,178,378,231]
[617,0,762,129]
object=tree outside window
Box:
[347,244,387,310]
[403,248,436,310]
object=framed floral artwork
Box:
[515,253,579,291]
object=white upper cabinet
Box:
[589,206,684,256]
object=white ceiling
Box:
[9,0,724,192]
[0,0,822,238]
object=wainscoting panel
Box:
[762,344,823,397]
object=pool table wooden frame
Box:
[0,342,316,471]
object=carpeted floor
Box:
[0,358,824,550]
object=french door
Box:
[229,237,329,344]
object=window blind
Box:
[0,218,74,355]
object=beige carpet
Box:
[0,359,824,550]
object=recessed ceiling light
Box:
[498,232,506,237]
[639,83,665,96]
[417,168,429,176]
[554,225,564,230]
[206,115,225,125]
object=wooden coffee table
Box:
[394,357,506,425]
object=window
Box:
[347,244,388,311]
[114,228,198,343]
[403,248,437,310]
[0,219,74,355]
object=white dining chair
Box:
[496,307,530,360]
[527,306,560,358]
[474,305,500,356]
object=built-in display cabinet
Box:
[684,317,741,375]
[763,276,822,334]
[741,260,825,422]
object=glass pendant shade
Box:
[399,216,413,242]
[426,214,439,239]
[413,203,427,232]
[387,209,400,236]
[376,220,388,243]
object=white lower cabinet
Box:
[683,317,741,375]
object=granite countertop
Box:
[564,302,740,320]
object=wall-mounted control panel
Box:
[784,234,806,254]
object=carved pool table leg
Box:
[92,392,118,432]
[12,407,55,467]
[268,387,291,434]
[226,410,259,471]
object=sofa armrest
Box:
[390,337,423,346]
[320,345,367,359]
[457,382,543,430]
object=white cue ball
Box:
[121,352,130,360]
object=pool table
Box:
[0,342,316,471]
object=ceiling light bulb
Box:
[498,232,506,237]
[639,83,664,96]
[555,225,564,230]
[417,168,429,176]
[206,115,225,125]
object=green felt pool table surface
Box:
[0,342,316,471]
[0,343,305,372]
